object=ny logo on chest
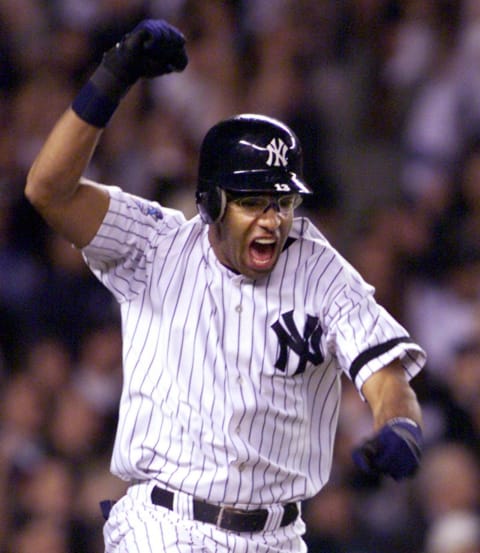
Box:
[271,310,324,375]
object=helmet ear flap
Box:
[196,185,227,224]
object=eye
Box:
[236,197,268,210]
[278,195,302,210]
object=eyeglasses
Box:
[227,194,303,215]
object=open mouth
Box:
[249,238,277,267]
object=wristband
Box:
[387,417,419,428]
[71,81,120,128]
[71,62,134,128]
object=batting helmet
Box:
[196,113,312,223]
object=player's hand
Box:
[101,19,188,86]
[74,18,188,126]
[352,418,422,481]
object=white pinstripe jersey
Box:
[82,186,426,508]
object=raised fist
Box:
[100,19,188,85]
[72,19,188,127]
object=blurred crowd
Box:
[1,1,480,552]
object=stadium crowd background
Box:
[0,1,479,552]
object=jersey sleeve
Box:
[322,256,426,397]
[81,186,186,303]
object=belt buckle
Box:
[216,506,246,530]
[215,506,228,529]
[215,506,268,532]
[215,506,249,531]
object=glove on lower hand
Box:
[72,19,188,127]
[352,418,422,481]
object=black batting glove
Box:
[352,418,422,481]
[93,19,188,97]
[72,19,188,127]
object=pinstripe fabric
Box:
[104,482,307,553]
[83,187,426,508]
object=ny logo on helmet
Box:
[266,138,289,167]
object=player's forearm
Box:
[362,360,423,431]
[25,108,102,212]
[372,380,422,431]
[353,360,423,480]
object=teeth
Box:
[255,238,275,245]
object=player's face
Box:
[209,194,300,280]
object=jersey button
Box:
[235,305,242,313]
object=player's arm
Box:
[25,19,188,248]
[362,359,422,430]
[25,110,109,248]
[352,359,423,480]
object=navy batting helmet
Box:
[196,114,312,223]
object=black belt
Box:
[150,486,298,533]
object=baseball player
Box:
[26,19,426,553]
